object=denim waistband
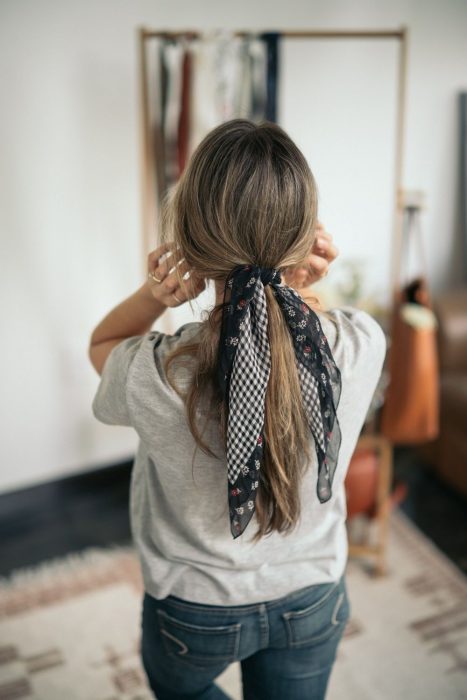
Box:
[153,571,345,616]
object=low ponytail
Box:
[250,284,314,541]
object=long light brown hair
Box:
[160,118,333,543]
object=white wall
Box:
[1,0,466,493]
[281,37,400,309]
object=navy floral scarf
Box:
[217,264,342,539]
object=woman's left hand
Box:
[282,223,339,291]
[146,243,206,307]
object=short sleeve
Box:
[91,335,144,426]
[317,304,388,424]
[319,305,387,375]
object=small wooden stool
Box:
[345,434,394,576]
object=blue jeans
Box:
[140,571,351,699]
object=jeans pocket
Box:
[156,608,242,669]
[281,575,350,649]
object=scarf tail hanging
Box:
[273,285,342,504]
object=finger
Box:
[160,252,187,281]
[307,254,329,279]
[313,238,339,261]
[164,264,206,302]
[291,268,309,287]
[147,242,173,267]
[327,242,339,260]
[156,283,187,308]
[313,229,334,246]
[161,271,206,307]
[151,247,184,277]
[160,259,191,293]
[148,244,182,279]
[149,257,185,290]
[319,239,339,260]
[319,231,333,243]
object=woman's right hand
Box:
[282,223,339,291]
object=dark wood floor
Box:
[0,448,466,579]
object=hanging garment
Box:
[145,37,167,208]
[260,31,281,123]
[249,35,268,122]
[212,32,244,122]
[177,45,192,177]
[236,35,253,118]
[187,32,224,161]
[161,40,185,188]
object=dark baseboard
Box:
[0,459,134,578]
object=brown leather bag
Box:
[380,206,440,444]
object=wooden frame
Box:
[137,26,409,301]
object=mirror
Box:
[139,29,404,335]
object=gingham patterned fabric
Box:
[217,264,342,539]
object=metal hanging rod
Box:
[141,28,405,40]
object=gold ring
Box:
[172,292,182,304]
[149,272,162,283]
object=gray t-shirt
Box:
[92,305,386,605]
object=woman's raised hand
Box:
[146,243,206,307]
[282,223,339,291]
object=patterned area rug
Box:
[0,507,466,700]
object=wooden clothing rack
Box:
[137,26,409,300]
